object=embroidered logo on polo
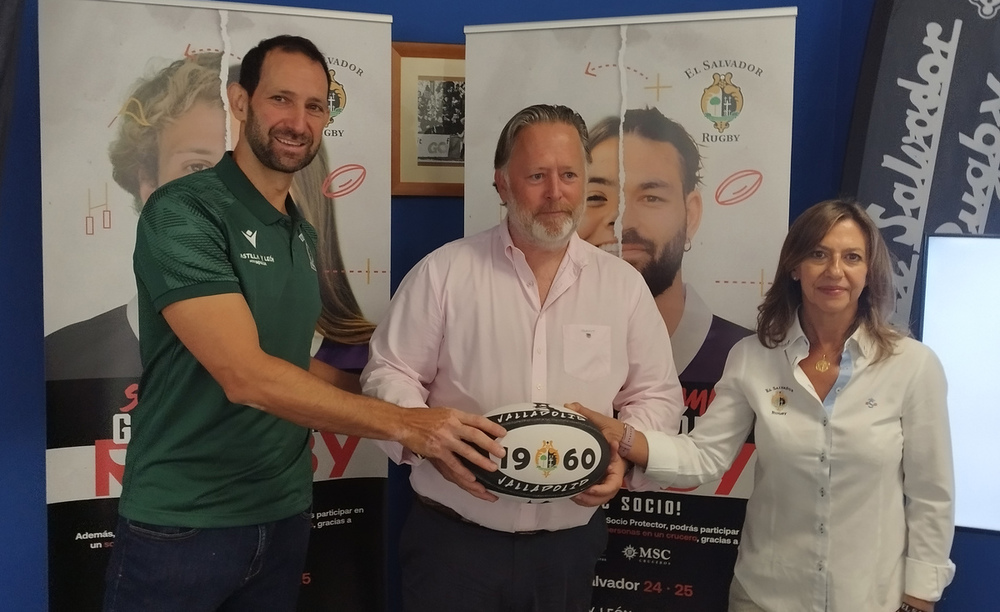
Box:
[241,229,257,248]
[299,231,316,271]
[239,251,275,267]
[238,232,272,265]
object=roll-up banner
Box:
[40,1,391,609]
[465,9,795,611]
[842,0,1000,331]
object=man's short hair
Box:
[108,52,224,208]
[588,107,702,196]
[493,104,591,171]
[239,35,331,97]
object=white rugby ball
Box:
[467,402,611,503]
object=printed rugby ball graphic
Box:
[467,402,611,502]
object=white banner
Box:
[466,10,794,611]
[465,9,793,331]
[41,0,391,334]
[40,1,391,609]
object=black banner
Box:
[594,491,744,611]
[46,376,386,611]
[842,0,1000,330]
[592,380,754,612]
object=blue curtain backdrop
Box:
[5,0,991,610]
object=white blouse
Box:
[645,317,955,611]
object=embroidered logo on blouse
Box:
[866,398,877,409]
[770,391,788,414]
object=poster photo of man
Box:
[464,10,795,611]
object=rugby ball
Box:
[715,168,763,206]
[465,402,611,503]
[322,163,367,198]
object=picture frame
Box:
[391,42,466,196]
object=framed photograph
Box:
[392,42,465,196]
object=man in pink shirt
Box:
[362,104,684,611]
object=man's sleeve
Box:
[134,190,239,312]
[361,255,443,464]
[614,282,686,491]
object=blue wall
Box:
[4,0,990,610]
[1,2,45,609]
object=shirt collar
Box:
[782,309,875,364]
[214,152,300,225]
[498,219,591,273]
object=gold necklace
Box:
[815,355,831,372]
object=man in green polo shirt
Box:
[103,35,505,612]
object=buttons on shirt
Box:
[819,452,826,462]
[818,561,825,571]
[820,487,825,497]
[536,384,542,390]
[819,523,826,534]
[835,387,842,394]
[822,418,828,426]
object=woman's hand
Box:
[564,402,650,469]
[564,402,624,444]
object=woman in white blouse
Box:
[573,199,955,612]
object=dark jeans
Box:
[401,499,608,612]
[103,511,311,612]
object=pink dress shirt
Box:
[362,221,684,532]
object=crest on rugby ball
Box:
[534,440,560,477]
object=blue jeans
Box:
[103,511,311,612]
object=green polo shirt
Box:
[122,152,321,527]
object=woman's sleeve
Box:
[901,344,956,601]
[641,341,757,488]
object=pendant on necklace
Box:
[815,354,831,373]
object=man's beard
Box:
[507,194,583,250]
[244,104,319,174]
[622,226,685,297]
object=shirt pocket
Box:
[563,324,611,381]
